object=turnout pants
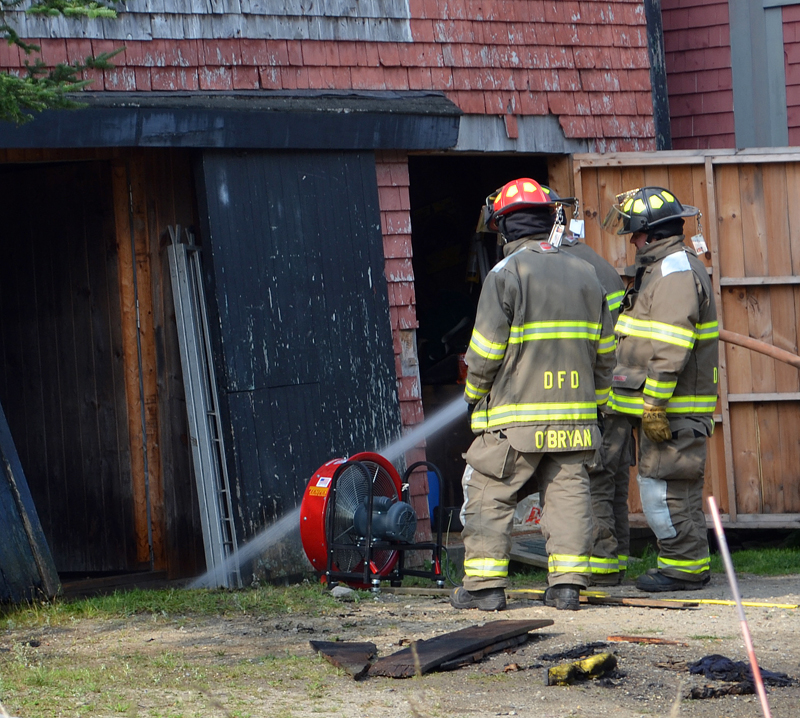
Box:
[460,430,594,590]
[636,418,711,582]
[590,414,634,578]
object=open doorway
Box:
[0,160,140,576]
[0,152,208,590]
[408,154,550,524]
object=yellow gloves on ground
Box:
[642,403,672,443]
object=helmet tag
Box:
[569,218,585,238]
[691,232,709,257]
[548,221,565,247]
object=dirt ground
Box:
[4,573,800,718]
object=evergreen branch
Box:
[0,24,41,54]
[26,0,117,18]
[0,70,87,123]
[0,0,121,122]
[0,0,29,12]
[80,46,123,69]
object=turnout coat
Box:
[464,234,616,453]
[608,235,719,433]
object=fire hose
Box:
[719,328,800,369]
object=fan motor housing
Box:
[353,496,417,543]
[299,452,405,581]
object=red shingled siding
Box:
[8,2,656,151]
[662,0,735,149]
[375,150,430,536]
[784,4,800,145]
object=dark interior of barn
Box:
[407,154,550,525]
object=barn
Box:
[7,1,798,601]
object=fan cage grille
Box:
[327,459,400,574]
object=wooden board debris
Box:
[310,640,377,680]
[509,535,549,569]
[508,589,699,609]
[378,586,698,609]
[369,620,553,678]
[437,634,530,672]
[607,635,689,646]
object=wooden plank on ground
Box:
[508,589,698,609]
[607,635,688,646]
[310,640,377,680]
[377,586,698,609]
[510,535,548,569]
[368,620,553,678]
[437,634,530,671]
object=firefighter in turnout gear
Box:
[602,186,719,592]
[450,178,616,612]
[541,185,634,587]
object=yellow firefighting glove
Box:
[642,403,672,443]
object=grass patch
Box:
[717,547,800,575]
[1,582,341,629]
[508,566,548,587]
[625,545,800,580]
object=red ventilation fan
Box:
[299,452,446,590]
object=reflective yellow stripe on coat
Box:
[606,289,625,314]
[471,402,598,431]
[509,320,602,343]
[608,392,717,417]
[468,329,507,361]
[616,315,696,349]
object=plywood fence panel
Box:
[788,164,800,274]
[575,150,800,527]
[706,429,729,510]
[614,166,646,267]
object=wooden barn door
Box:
[0,161,138,573]
[196,150,401,539]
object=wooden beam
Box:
[711,152,800,164]
[573,149,800,169]
[706,156,736,520]
[546,155,574,198]
[111,158,165,570]
[728,392,800,402]
[720,275,800,285]
[720,328,800,369]
[112,161,150,568]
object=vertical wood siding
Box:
[196,150,401,538]
[783,4,800,145]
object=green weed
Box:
[0,582,341,629]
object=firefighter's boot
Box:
[449,586,507,611]
[543,584,581,610]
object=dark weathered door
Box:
[197,150,401,538]
[0,162,135,573]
